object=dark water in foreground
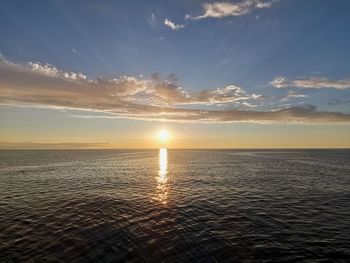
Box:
[0,149,349,262]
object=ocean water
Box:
[0,149,349,262]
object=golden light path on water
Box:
[156,148,168,204]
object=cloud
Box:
[180,85,262,105]
[279,91,308,102]
[186,0,278,20]
[271,76,350,90]
[69,105,350,124]
[0,57,256,107]
[328,98,350,106]
[164,18,185,30]
[0,141,109,149]
[1,57,350,123]
[147,13,158,27]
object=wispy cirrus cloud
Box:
[186,0,279,20]
[164,18,185,30]
[271,76,350,90]
[147,13,158,27]
[159,1,278,31]
[1,57,350,123]
[279,91,308,102]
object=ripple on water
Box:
[0,149,350,262]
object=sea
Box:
[0,149,349,262]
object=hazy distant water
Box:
[0,149,349,262]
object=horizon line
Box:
[1,147,349,150]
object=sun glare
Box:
[157,129,170,143]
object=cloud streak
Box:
[0,141,110,149]
[271,76,350,90]
[147,13,158,27]
[186,0,278,20]
[164,18,185,30]
[279,91,308,102]
[1,58,350,123]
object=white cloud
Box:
[0,57,259,107]
[271,76,350,90]
[280,91,308,102]
[164,18,185,30]
[186,0,279,20]
[0,57,349,123]
[147,13,158,27]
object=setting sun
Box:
[157,129,170,143]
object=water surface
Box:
[0,149,349,262]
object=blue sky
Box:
[1,0,350,87]
[0,0,350,148]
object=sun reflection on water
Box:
[156,148,168,204]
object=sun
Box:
[157,129,170,143]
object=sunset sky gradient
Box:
[1,0,350,148]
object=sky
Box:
[0,0,350,148]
